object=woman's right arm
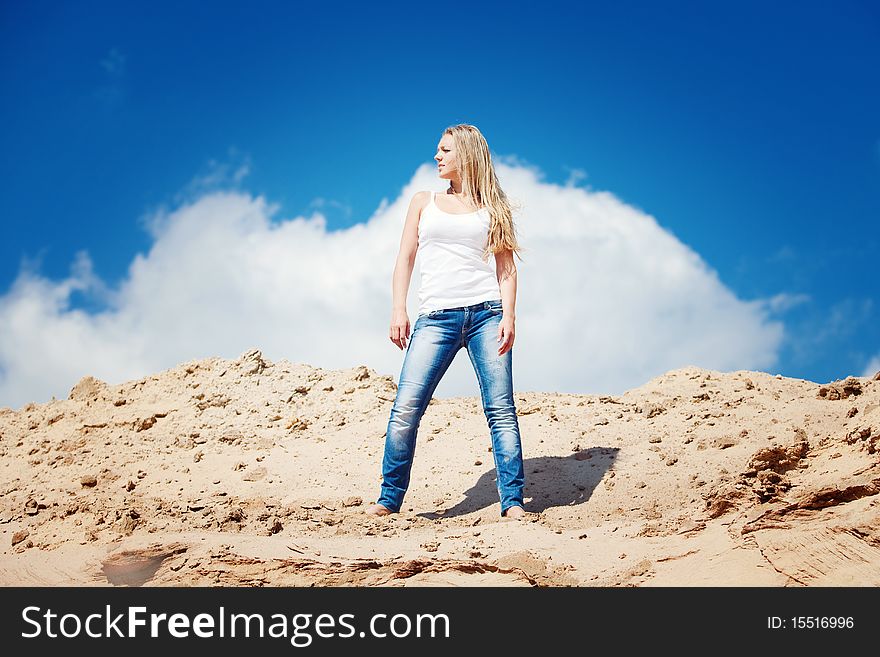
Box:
[389,191,428,350]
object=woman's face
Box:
[435,134,458,179]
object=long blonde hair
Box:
[443,124,525,262]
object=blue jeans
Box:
[376,299,525,516]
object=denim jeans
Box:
[376,298,525,516]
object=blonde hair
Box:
[443,124,525,262]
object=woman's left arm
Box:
[494,249,517,355]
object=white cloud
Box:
[764,292,811,314]
[562,166,588,188]
[863,354,880,378]
[0,161,787,408]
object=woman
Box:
[366,124,526,519]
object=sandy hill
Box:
[1,348,878,586]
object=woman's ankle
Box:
[366,503,393,516]
[502,505,525,519]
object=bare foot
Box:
[503,505,525,519]
[365,503,392,517]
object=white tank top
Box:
[416,191,501,316]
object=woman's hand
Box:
[497,315,515,356]
[389,309,411,350]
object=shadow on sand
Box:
[418,446,619,519]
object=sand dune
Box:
[1,348,878,586]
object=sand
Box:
[1,348,878,587]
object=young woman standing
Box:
[366,123,526,519]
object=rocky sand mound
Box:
[1,348,878,586]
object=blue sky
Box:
[1,0,878,407]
